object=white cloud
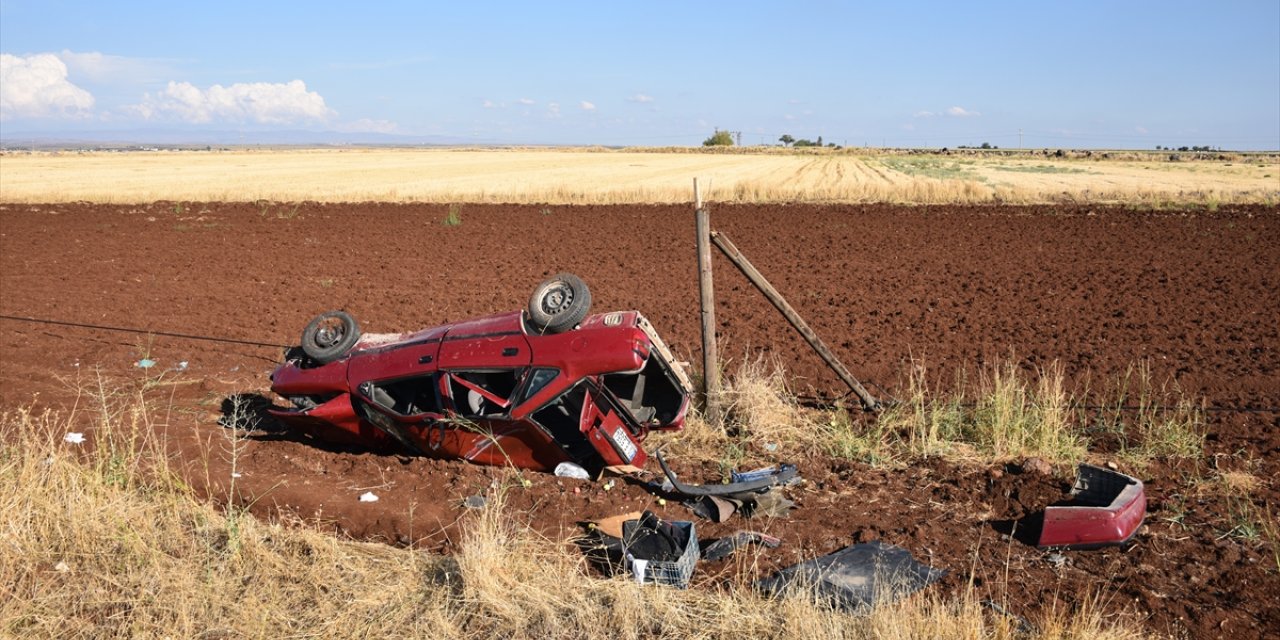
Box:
[627,93,653,103]
[1134,125,1148,134]
[901,123,916,131]
[946,106,980,117]
[57,50,169,84]
[334,118,398,133]
[131,79,334,124]
[913,110,935,118]
[547,102,560,116]
[0,53,95,119]
[482,99,496,108]
[579,100,596,111]
[517,97,535,105]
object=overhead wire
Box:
[0,314,289,349]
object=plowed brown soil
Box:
[2,202,1278,638]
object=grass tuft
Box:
[444,203,463,226]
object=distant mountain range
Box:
[0,128,491,149]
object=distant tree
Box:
[779,134,795,146]
[703,130,734,146]
[979,142,992,149]
[793,138,818,147]
[817,136,823,147]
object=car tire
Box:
[301,310,361,364]
[527,273,592,334]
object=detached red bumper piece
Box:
[1038,464,1146,549]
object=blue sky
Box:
[2,1,1277,149]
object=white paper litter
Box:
[554,462,590,480]
[359,492,380,502]
[64,432,86,444]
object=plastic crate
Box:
[622,520,699,588]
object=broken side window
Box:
[448,370,522,417]
[365,375,441,416]
[517,367,559,405]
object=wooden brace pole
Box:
[710,231,880,411]
[694,179,722,426]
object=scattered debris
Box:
[463,495,486,509]
[173,360,189,371]
[1038,464,1146,549]
[54,561,70,573]
[732,463,801,486]
[554,462,591,480]
[702,531,782,562]
[603,479,616,491]
[746,491,796,519]
[358,492,380,503]
[691,495,740,522]
[135,358,157,369]
[589,511,643,539]
[1047,552,1069,568]
[622,512,698,588]
[756,542,946,612]
[656,450,798,497]
[63,432,85,444]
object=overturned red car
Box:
[268,274,692,476]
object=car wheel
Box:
[301,310,361,363]
[527,273,592,334]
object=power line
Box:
[0,314,289,349]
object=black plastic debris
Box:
[756,542,946,612]
[702,531,782,562]
[622,512,699,588]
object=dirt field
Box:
[1,202,1278,637]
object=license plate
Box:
[610,427,637,462]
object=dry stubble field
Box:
[2,146,1277,205]
[1,148,1278,639]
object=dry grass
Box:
[1,147,1276,205]
[1090,362,1205,465]
[0,373,1161,639]
[667,355,1204,474]
[866,360,1085,466]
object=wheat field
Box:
[1,147,1276,205]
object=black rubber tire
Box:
[300,310,361,364]
[527,273,592,334]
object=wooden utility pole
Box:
[694,179,722,426]
[711,231,879,411]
